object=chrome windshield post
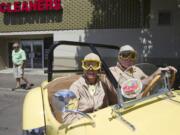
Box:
[110,104,135,131]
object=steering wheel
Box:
[142,75,161,97]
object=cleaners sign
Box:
[0,0,62,13]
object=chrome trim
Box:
[111,105,135,131]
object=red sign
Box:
[0,0,62,13]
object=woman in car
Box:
[63,53,111,124]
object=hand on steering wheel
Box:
[142,66,177,97]
[142,74,161,97]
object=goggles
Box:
[119,51,137,60]
[82,60,101,70]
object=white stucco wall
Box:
[53,29,142,57]
[53,29,143,68]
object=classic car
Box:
[22,41,180,135]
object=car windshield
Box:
[117,63,171,108]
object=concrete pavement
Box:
[0,68,47,135]
[0,90,25,135]
[0,68,47,91]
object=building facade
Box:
[0,0,180,71]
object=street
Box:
[0,90,26,135]
[0,70,47,135]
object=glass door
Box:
[33,40,44,68]
[21,41,33,68]
[21,40,44,68]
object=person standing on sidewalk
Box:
[12,42,33,90]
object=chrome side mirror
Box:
[54,90,77,112]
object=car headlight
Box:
[23,126,45,135]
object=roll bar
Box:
[47,41,119,89]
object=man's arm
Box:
[142,66,177,87]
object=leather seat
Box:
[45,75,81,123]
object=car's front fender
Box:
[22,87,45,130]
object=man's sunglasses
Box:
[119,51,137,60]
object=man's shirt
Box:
[109,65,148,86]
[12,49,26,65]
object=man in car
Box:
[62,53,112,124]
[109,45,177,99]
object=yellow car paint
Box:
[22,87,45,130]
[23,86,180,135]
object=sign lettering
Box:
[0,0,62,13]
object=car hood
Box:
[64,91,180,135]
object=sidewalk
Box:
[0,68,47,91]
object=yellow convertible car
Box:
[22,41,180,135]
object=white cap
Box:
[84,53,100,61]
[119,45,135,54]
